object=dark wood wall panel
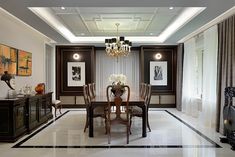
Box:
[56,46,95,99]
[140,46,177,94]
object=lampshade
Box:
[104,23,132,58]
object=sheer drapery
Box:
[182,38,199,117]
[182,25,218,127]
[96,50,139,95]
[200,25,218,128]
[216,15,235,133]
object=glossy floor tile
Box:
[0,109,234,157]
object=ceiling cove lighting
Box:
[29,7,205,44]
[105,23,132,57]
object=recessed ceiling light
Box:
[81,33,85,36]
[150,33,153,35]
[61,7,65,10]
[169,7,174,10]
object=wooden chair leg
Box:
[54,106,57,117]
[127,125,130,144]
[84,114,89,132]
[107,122,111,144]
[129,115,132,134]
[59,103,62,114]
[147,118,151,132]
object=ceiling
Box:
[1,0,235,45]
[36,7,185,36]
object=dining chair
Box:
[92,82,96,97]
[88,83,94,99]
[52,99,62,117]
[106,84,131,144]
[83,84,107,133]
[139,83,145,97]
[130,84,152,132]
[140,83,147,99]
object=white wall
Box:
[0,8,51,98]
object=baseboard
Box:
[149,104,176,108]
[61,104,86,108]
[60,104,175,108]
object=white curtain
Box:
[182,38,199,117]
[96,50,139,95]
[182,25,218,128]
[200,25,218,128]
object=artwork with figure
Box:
[68,62,85,86]
[154,66,163,80]
[72,66,81,81]
[18,50,32,76]
[150,61,167,86]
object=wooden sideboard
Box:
[0,92,53,142]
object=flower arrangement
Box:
[108,74,127,85]
[108,74,127,96]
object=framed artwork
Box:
[150,61,167,86]
[67,62,85,87]
[18,50,32,76]
[0,44,17,75]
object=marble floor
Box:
[0,109,234,157]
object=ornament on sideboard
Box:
[23,84,33,95]
[35,83,45,94]
[0,71,15,90]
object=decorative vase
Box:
[111,84,125,97]
[35,83,45,94]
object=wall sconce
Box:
[155,53,162,60]
[1,71,15,90]
[73,53,80,60]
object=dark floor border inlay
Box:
[14,145,219,148]
[13,110,221,149]
[165,110,221,148]
[12,111,70,148]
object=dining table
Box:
[89,94,147,138]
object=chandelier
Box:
[105,23,132,57]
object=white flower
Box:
[108,74,127,85]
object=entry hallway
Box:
[0,109,234,157]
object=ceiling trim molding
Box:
[29,7,205,44]
[178,6,235,43]
[0,7,55,43]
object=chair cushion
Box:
[94,106,106,115]
[52,100,61,105]
[130,106,142,115]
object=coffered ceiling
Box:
[1,0,235,45]
[49,7,184,36]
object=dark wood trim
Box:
[140,45,177,94]
[61,104,86,108]
[56,45,95,99]
[149,104,176,108]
